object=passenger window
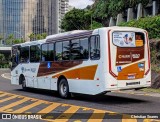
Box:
[80,38,89,59]
[70,39,81,60]
[20,46,29,63]
[62,41,70,60]
[90,36,100,60]
[48,43,54,61]
[30,45,41,62]
[41,43,54,61]
[55,42,62,61]
[41,44,48,61]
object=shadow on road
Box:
[15,88,147,105]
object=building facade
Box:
[58,0,69,33]
[0,0,69,42]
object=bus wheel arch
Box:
[57,75,70,98]
[19,74,27,90]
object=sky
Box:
[69,0,94,9]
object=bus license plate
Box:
[128,75,135,79]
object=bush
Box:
[119,15,160,39]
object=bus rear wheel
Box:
[58,79,70,98]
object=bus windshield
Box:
[12,46,20,70]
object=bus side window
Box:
[55,42,62,61]
[30,45,41,63]
[20,46,29,63]
[41,44,48,61]
[90,35,100,60]
[62,41,70,60]
[70,39,80,60]
[48,43,54,61]
[80,38,89,60]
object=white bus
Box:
[11,27,151,98]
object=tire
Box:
[22,78,27,90]
[58,78,70,98]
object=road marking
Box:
[14,100,44,113]
[38,102,61,113]
[55,105,80,121]
[0,97,30,111]
[0,91,159,122]
[0,93,8,97]
[1,73,11,80]
[87,110,106,122]
[0,95,18,103]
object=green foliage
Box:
[61,8,92,31]
[108,0,125,18]
[0,53,9,68]
[28,33,35,41]
[12,39,24,44]
[28,33,47,41]
[119,15,160,39]
[93,0,109,19]
[92,0,149,19]
[91,21,103,29]
[61,0,150,30]
[5,34,14,45]
[0,53,5,61]
[5,34,25,45]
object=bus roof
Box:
[46,30,93,42]
[12,39,46,47]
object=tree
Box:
[28,33,47,41]
[61,8,93,31]
[12,39,24,44]
[41,33,47,39]
[5,34,14,45]
[28,33,35,41]
[0,53,5,61]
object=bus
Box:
[11,27,151,98]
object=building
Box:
[0,0,69,42]
[0,0,69,65]
[58,0,69,33]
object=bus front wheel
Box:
[58,79,70,98]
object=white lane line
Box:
[1,73,11,80]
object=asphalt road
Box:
[0,69,160,122]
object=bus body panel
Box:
[103,27,151,91]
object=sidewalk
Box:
[115,89,160,97]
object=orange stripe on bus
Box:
[52,65,98,80]
[117,62,145,80]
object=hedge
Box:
[119,15,160,39]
